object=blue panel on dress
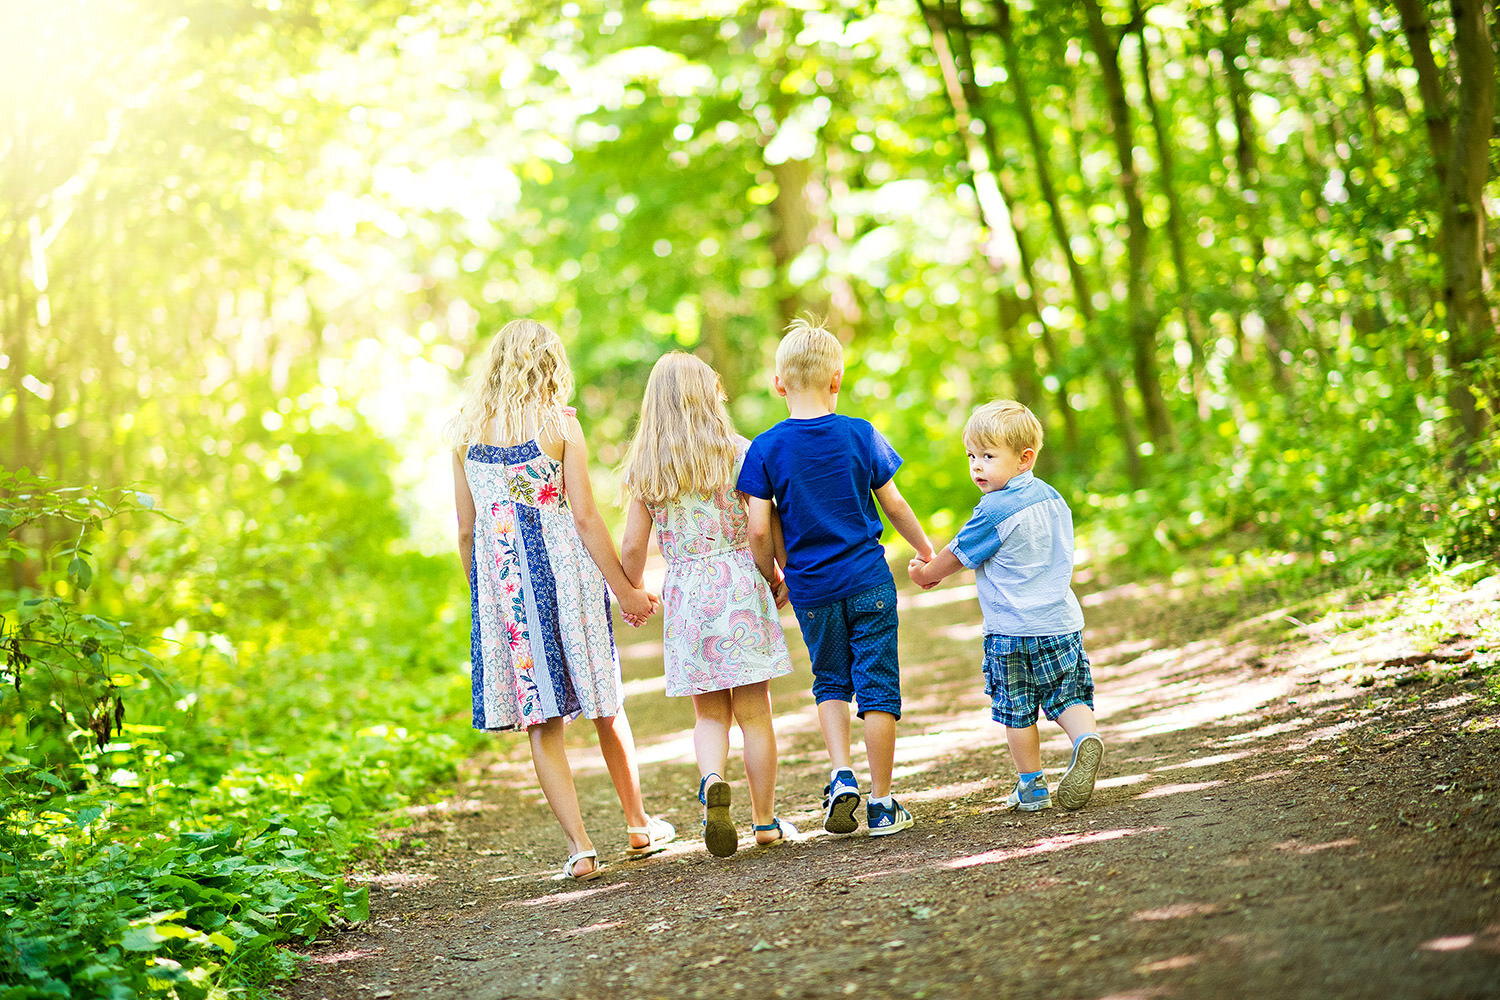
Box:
[516,493,580,718]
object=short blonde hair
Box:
[963,400,1043,456]
[620,353,740,505]
[774,315,842,391]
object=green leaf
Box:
[68,556,93,591]
[120,925,166,952]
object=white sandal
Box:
[625,815,676,857]
[562,849,602,881]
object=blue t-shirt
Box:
[948,471,1084,637]
[735,413,902,607]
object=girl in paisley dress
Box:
[620,353,796,858]
[447,318,674,881]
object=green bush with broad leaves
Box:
[1,466,481,999]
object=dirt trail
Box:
[279,569,1500,1000]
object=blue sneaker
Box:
[822,770,861,834]
[1004,774,1052,812]
[1055,734,1104,810]
[866,798,913,836]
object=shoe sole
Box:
[703,780,738,858]
[867,815,913,836]
[1055,736,1104,810]
[824,791,860,834]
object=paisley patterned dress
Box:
[647,441,792,697]
[464,433,621,731]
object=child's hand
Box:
[618,586,657,624]
[907,556,939,590]
[771,578,790,610]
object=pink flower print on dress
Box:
[490,501,503,517]
[504,621,524,650]
[537,482,560,506]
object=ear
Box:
[773,374,788,397]
[1017,448,1037,472]
[829,370,843,394]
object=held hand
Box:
[618,586,656,623]
[907,556,936,590]
[771,578,790,610]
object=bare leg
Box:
[817,699,854,773]
[691,690,733,786]
[862,709,897,800]
[731,683,780,841]
[1056,704,1098,743]
[527,718,595,875]
[590,710,650,847]
[1006,724,1043,774]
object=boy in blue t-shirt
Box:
[908,400,1104,812]
[738,317,935,836]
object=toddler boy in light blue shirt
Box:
[908,400,1104,812]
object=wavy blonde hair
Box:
[620,352,740,505]
[443,318,574,449]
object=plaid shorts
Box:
[981,631,1093,729]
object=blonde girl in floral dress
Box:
[447,318,674,881]
[620,352,797,858]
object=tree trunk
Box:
[917,0,1091,455]
[1393,0,1454,189]
[1082,0,1175,451]
[1441,0,1497,458]
[1132,0,1207,414]
[1220,0,1293,390]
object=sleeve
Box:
[948,498,1009,569]
[868,425,903,489]
[735,436,774,499]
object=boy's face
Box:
[966,440,1035,493]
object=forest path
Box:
[279,568,1500,1000]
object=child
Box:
[446,318,675,881]
[736,317,935,837]
[619,353,798,857]
[907,400,1104,812]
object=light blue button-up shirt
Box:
[947,470,1084,637]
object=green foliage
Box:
[1,471,175,771]
[0,467,479,996]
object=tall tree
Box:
[1081,0,1175,450]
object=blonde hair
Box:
[620,352,740,505]
[964,400,1044,455]
[774,315,842,391]
[443,318,574,449]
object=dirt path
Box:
[279,568,1500,1000]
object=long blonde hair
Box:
[443,318,574,449]
[620,352,739,505]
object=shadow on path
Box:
[280,571,1500,1000]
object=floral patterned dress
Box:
[647,442,792,697]
[465,433,621,731]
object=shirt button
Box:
[876,600,885,609]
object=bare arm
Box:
[557,416,658,620]
[746,496,780,585]
[620,496,652,588]
[908,546,964,589]
[745,494,791,609]
[452,450,477,580]
[872,477,935,562]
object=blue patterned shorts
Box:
[795,581,901,719]
[981,631,1092,729]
